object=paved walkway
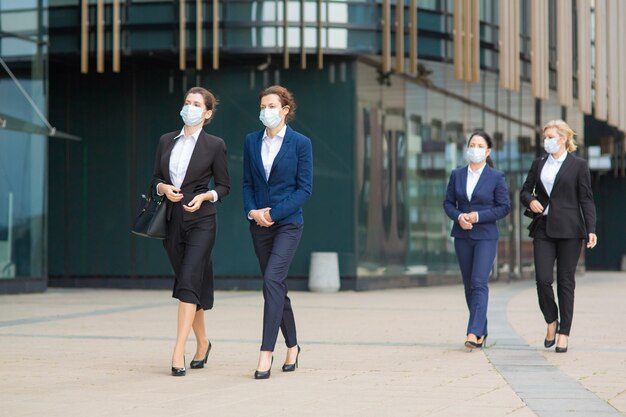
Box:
[1,271,625,417]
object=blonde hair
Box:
[543,119,577,152]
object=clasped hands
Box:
[158,183,214,212]
[249,208,274,227]
[459,211,478,230]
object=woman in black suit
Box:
[520,120,597,353]
[151,87,230,375]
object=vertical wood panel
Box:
[113,0,120,73]
[607,0,620,126]
[196,0,203,70]
[531,0,548,99]
[453,0,464,80]
[382,0,391,73]
[577,0,592,114]
[395,0,404,72]
[81,0,89,74]
[595,0,608,121]
[409,0,417,75]
[180,0,186,71]
[557,0,573,106]
[470,0,479,82]
[96,0,104,73]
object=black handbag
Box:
[131,192,167,239]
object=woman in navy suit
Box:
[444,131,510,349]
[520,120,597,353]
[243,85,313,379]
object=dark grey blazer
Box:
[520,153,596,239]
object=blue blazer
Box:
[243,125,313,224]
[443,164,510,239]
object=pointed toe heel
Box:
[254,356,273,380]
[282,345,301,372]
[190,340,212,369]
[544,321,559,348]
[171,356,186,376]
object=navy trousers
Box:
[454,238,498,338]
[250,222,303,351]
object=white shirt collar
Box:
[548,151,567,164]
[174,127,202,142]
[468,163,487,176]
[262,125,287,141]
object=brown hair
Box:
[183,87,218,125]
[259,85,297,123]
[543,119,577,152]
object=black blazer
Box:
[151,129,230,221]
[520,153,596,239]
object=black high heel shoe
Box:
[254,356,273,380]
[282,345,301,372]
[544,321,559,348]
[190,340,212,369]
[555,335,568,353]
[171,355,186,377]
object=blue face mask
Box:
[543,137,561,154]
[466,147,487,163]
[259,108,283,129]
[180,105,205,126]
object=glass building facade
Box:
[0,0,49,292]
[2,0,624,293]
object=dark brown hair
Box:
[183,87,218,125]
[259,85,297,123]
[467,130,495,168]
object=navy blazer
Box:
[443,164,511,239]
[520,153,596,238]
[243,125,313,224]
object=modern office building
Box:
[2,0,625,294]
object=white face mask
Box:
[543,137,561,154]
[466,147,487,163]
[259,108,283,129]
[180,105,205,126]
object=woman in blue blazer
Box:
[443,131,510,349]
[243,85,313,379]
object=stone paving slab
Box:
[1,271,625,416]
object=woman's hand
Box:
[183,192,212,212]
[159,183,183,203]
[459,213,473,230]
[529,199,544,214]
[250,208,274,227]
[587,233,598,249]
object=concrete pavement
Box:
[1,271,625,417]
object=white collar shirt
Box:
[540,151,567,215]
[466,163,486,201]
[169,128,201,189]
[261,125,286,180]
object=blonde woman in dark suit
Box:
[152,87,230,375]
[520,120,597,353]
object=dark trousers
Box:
[250,222,303,351]
[454,238,497,338]
[533,217,582,336]
[163,203,217,310]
